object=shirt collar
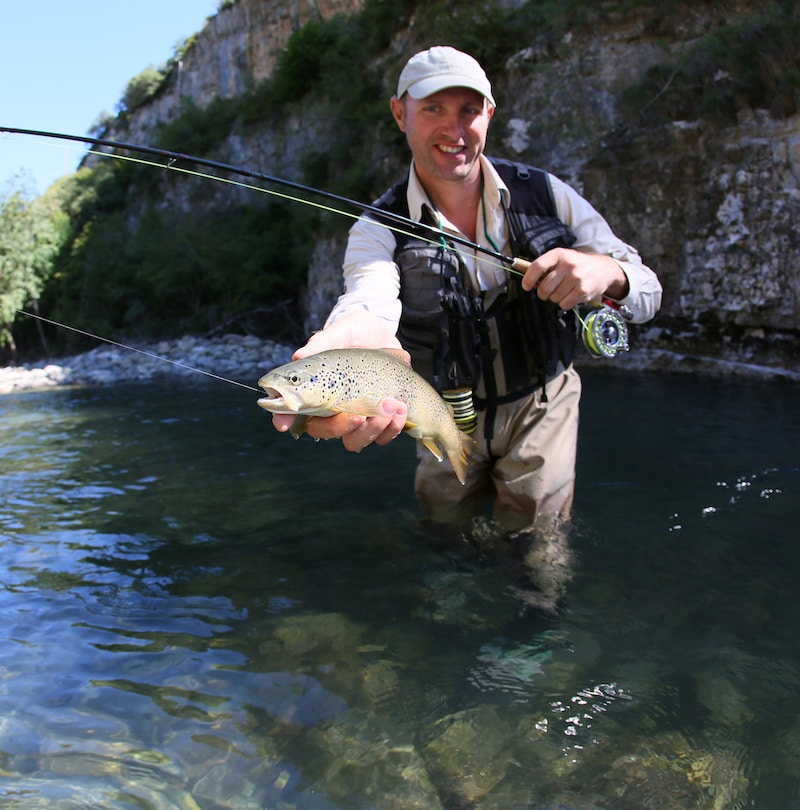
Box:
[406,155,510,222]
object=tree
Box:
[0,180,66,354]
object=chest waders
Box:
[370,159,579,443]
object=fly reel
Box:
[580,304,630,359]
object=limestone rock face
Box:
[106,0,363,148]
[107,0,800,375]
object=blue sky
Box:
[1,0,220,196]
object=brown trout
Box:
[257,348,477,484]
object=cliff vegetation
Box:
[2,0,798,375]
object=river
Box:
[0,370,798,809]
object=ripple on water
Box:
[0,377,797,808]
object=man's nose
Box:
[439,112,463,137]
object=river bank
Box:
[0,334,294,395]
[2,332,799,396]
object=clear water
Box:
[0,371,798,809]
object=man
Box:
[272,46,662,533]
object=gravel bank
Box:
[0,334,294,395]
[4,334,798,396]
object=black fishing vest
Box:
[369,158,578,432]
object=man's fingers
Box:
[305,413,365,441]
[272,413,297,433]
[521,262,552,292]
[275,398,407,453]
[373,400,408,446]
[342,399,407,452]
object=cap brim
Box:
[405,76,495,106]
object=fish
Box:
[257,348,477,484]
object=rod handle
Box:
[510,256,608,308]
[509,257,531,275]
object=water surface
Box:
[0,371,798,809]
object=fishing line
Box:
[1,126,526,279]
[16,309,262,392]
[83,146,455,269]
[4,127,630,360]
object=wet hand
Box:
[271,397,408,452]
[293,311,408,362]
[272,310,410,448]
[520,248,629,310]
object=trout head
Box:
[256,361,337,416]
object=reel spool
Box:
[581,306,630,359]
[442,387,478,434]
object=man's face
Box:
[390,87,494,187]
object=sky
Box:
[1,0,220,197]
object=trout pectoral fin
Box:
[290,415,309,439]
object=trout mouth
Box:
[256,383,305,413]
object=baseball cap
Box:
[396,46,496,106]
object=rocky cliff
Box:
[107,0,799,378]
[117,0,363,144]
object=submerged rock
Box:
[272,612,365,659]
[422,705,516,803]
[304,711,445,809]
[591,731,749,810]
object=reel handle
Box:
[510,256,631,359]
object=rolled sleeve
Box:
[550,175,662,323]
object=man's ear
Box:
[389,96,407,132]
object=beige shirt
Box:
[326,155,662,330]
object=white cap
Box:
[396,46,496,106]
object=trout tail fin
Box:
[445,431,479,485]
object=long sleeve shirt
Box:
[325,155,662,331]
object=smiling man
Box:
[272,46,662,540]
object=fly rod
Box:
[3,126,632,358]
[1,125,535,276]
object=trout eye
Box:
[287,372,301,384]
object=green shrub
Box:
[157,97,238,154]
[119,66,168,115]
[624,4,800,124]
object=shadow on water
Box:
[0,371,798,808]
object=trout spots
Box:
[257,348,477,483]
